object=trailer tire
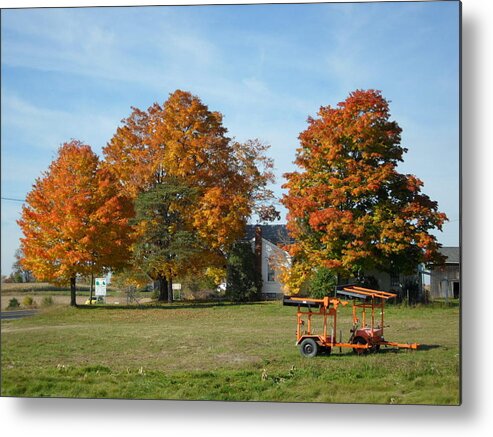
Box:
[370,344,380,354]
[352,337,369,355]
[299,338,318,358]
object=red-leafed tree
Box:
[18,140,134,306]
[281,89,447,293]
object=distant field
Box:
[0,282,136,308]
[1,282,116,293]
[1,300,460,404]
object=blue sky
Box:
[1,1,460,275]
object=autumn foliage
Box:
[281,90,447,293]
[17,88,447,303]
[18,141,133,305]
[103,90,276,297]
[104,90,276,232]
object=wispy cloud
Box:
[3,9,119,77]
[2,8,220,89]
[0,2,460,275]
[2,93,121,153]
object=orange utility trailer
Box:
[283,285,419,357]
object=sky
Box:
[0,0,460,276]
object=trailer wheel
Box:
[299,338,319,358]
[352,337,369,355]
[370,344,380,354]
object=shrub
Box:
[401,278,421,305]
[357,274,380,290]
[308,267,337,298]
[10,272,24,283]
[42,296,54,307]
[7,298,20,309]
[151,288,159,300]
[22,296,36,308]
[179,272,218,300]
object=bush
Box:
[308,267,337,298]
[178,272,219,301]
[22,296,36,308]
[401,278,421,305]
[42,296,54,307]
[226,241,261,302]
[356,274,380,290]
[7,298,20,309]
[151,288,159,300]
[10,272,24,283]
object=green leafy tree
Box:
[226,241,262,302]
[308,267,337,299]
[132,178,203,303]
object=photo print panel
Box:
[1,0,460,405]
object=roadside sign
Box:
[95,278,107,296]
[172,283,182,301]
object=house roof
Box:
[244,226,460,265]
[244,224,293,246]
[438,246,460,264]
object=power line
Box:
[1,197,25,202]
[0,196,462,223]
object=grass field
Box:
[0,300,460,404]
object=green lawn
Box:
[1,301,460,404]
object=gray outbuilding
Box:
[430,247,460,299]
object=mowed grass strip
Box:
[1,301,460,404]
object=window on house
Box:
[267,261,275,282]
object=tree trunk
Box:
[167,276,173,304]
[158,276,168,301]
[70,276,77,307]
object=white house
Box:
[245,225,291,299]
[243,224,432,300]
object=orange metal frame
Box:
[285,285,419,356]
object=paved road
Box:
[0,310,38,320]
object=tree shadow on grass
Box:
[319,344,441,358]
[415,344,441,351]
[374,344,441,353]
[75,300,269,311]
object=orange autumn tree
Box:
[103,90,276,300]
[281,89,447,294]
[18,140,133,306]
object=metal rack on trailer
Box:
[283,285,419,357]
